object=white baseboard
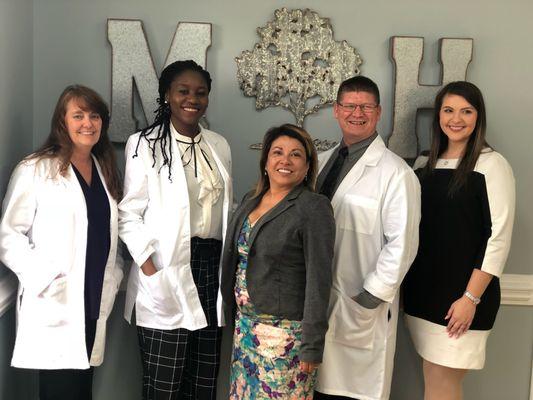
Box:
[500,273,533,306]
[0,272,17,317]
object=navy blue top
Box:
[72,160,111,320]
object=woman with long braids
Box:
[119,60,233,400]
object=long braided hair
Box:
[133,60,212,180]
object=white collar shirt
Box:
[171,123,224,239]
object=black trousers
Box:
[137,237,222,400]
[39,367,94,400]
[39,317,97,400]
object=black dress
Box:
[403,151,515,369]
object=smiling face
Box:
[439,94,478,150]
[265,135,309,192]
[65,99,102,154]
[166,69,209,137]
[334,90,381,145]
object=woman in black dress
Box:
[403,81,515,400]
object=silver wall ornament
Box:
[388,36,473,160]
[107,19,211,143]
[236,7,362,150]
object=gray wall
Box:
[392,306,533,400]
[0,0,34,268]
[31,0,533,274]
[0,0,35,398]
[0,0,531,398]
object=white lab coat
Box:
[0,156,123,369]
[315,135,421,400]
[119,126,232,330]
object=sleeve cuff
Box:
[363,274,397,303]
[133,245,155,269]
[479,264,502,278]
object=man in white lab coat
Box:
[314,76,421,400]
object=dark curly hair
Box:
[133,60,212,180]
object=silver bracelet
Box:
[464,290,481,305]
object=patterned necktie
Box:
[319,146,348,200]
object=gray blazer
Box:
[221,184,335,362]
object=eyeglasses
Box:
[337,102,378,114]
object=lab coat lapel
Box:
[92,155,116,208]
[92,155,118,248]
[164,135,189,202]
[331,135,386,210]
[318,145,339,173]
[62,164,88,219]
[159,136,190,266]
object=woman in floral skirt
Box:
[221,124,335,399]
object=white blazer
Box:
[0,156,123,369]
[315,135,421,400]
[119,126,233,330]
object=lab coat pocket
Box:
[138,268,181,317]
[330,291,378,350]
[338,194,378,235]
[41,275,68,300]
[30,276,69,327]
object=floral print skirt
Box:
[229,217,316,399]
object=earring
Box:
[264,169,268,176]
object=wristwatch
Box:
[464,290,481,305]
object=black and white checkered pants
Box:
[137,237,223,400]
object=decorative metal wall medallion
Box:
[236,8,362,151]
